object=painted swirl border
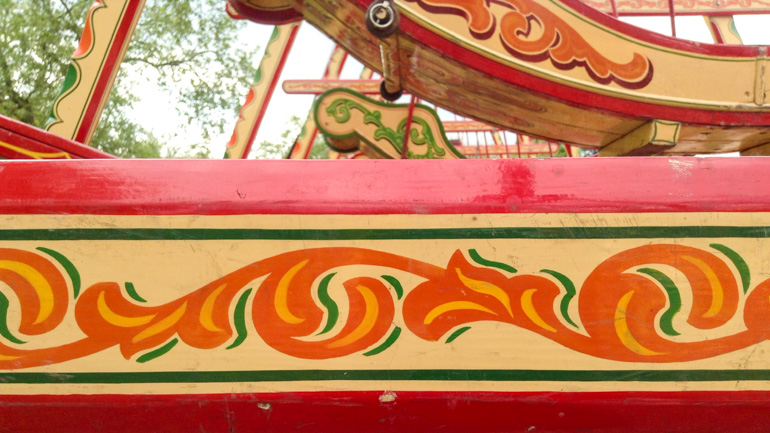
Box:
[0,241,766,370]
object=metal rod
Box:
[668,0,677,37]
[401,95,417,159]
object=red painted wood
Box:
[397,17,770,126]
[1,391,769,432]
[0,115,116,159]
[240,23,300,159]
[233,0,770,126]
[73,0,144,144]
[305,0,767,127]
[226,0,303,24]
[0,158,768,215]
[400,17,770,126]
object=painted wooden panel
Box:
[2,158,770,431]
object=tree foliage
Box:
[0,0,258,158]
[252,115,330,160]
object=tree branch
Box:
[123,50,217,68]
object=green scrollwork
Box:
[324,96,460,159]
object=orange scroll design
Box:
[0,244,769,369]
[404,0,654,89]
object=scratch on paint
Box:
[668,159,694,178]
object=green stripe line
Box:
[446,326,471,343]
[124,282,147,303]
[468,249,517,273]
[317,274,339,335]
[710,243,751,294]
[0,226,769,241]
[0,291,25,344]
[136,338,179,363]
[363,327,401,356]
[637,268,682,336]
[227,289,252,350]
[4,369,770,384]
[381,275,403,300]
[540,270,579,329]
[36,247,81,299]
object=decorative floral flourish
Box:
[45,0,104,129]
[326,98,448,158]
[0,243,768,369]
[404,0,654,89]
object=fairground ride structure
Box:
[2,1,770,432]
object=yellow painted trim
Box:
[275,260,308,325]
[132,303,187,343]
[97,292,155,327]
[682,255,724,319]
[199,284,227,332]
[0,140,72,160]
[521,289,556,333]
[327,285,379,348]
[615,291,663,356]
[424,301,496,325]
[456,268,513,317]
[0,260,54,325]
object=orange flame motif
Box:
[404,0,654,89]
[0,244,768,369]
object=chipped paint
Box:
[379,391,397,403]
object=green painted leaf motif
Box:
[404,118,445,158]
[710,243,751,294]
[136,338,179,363]
[325,98,405,153]
[124,282,147,303]
[37,247,81,299]
[540,269,579,329]
[0,291,25,344]
[636,268,682,336]
[373,129,402,151]
[468,249,517,274]
[446,326,472,343]
[45,63,80,127]
[326,99,354,123]
[227,288,253,350]
[381,275,404,300]
[316,273,339,335]
[362,110,382,125]
[363,326,401,356]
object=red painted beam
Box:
[2,391,770,433]
[0,115,116,159]
[0,158,768,214]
